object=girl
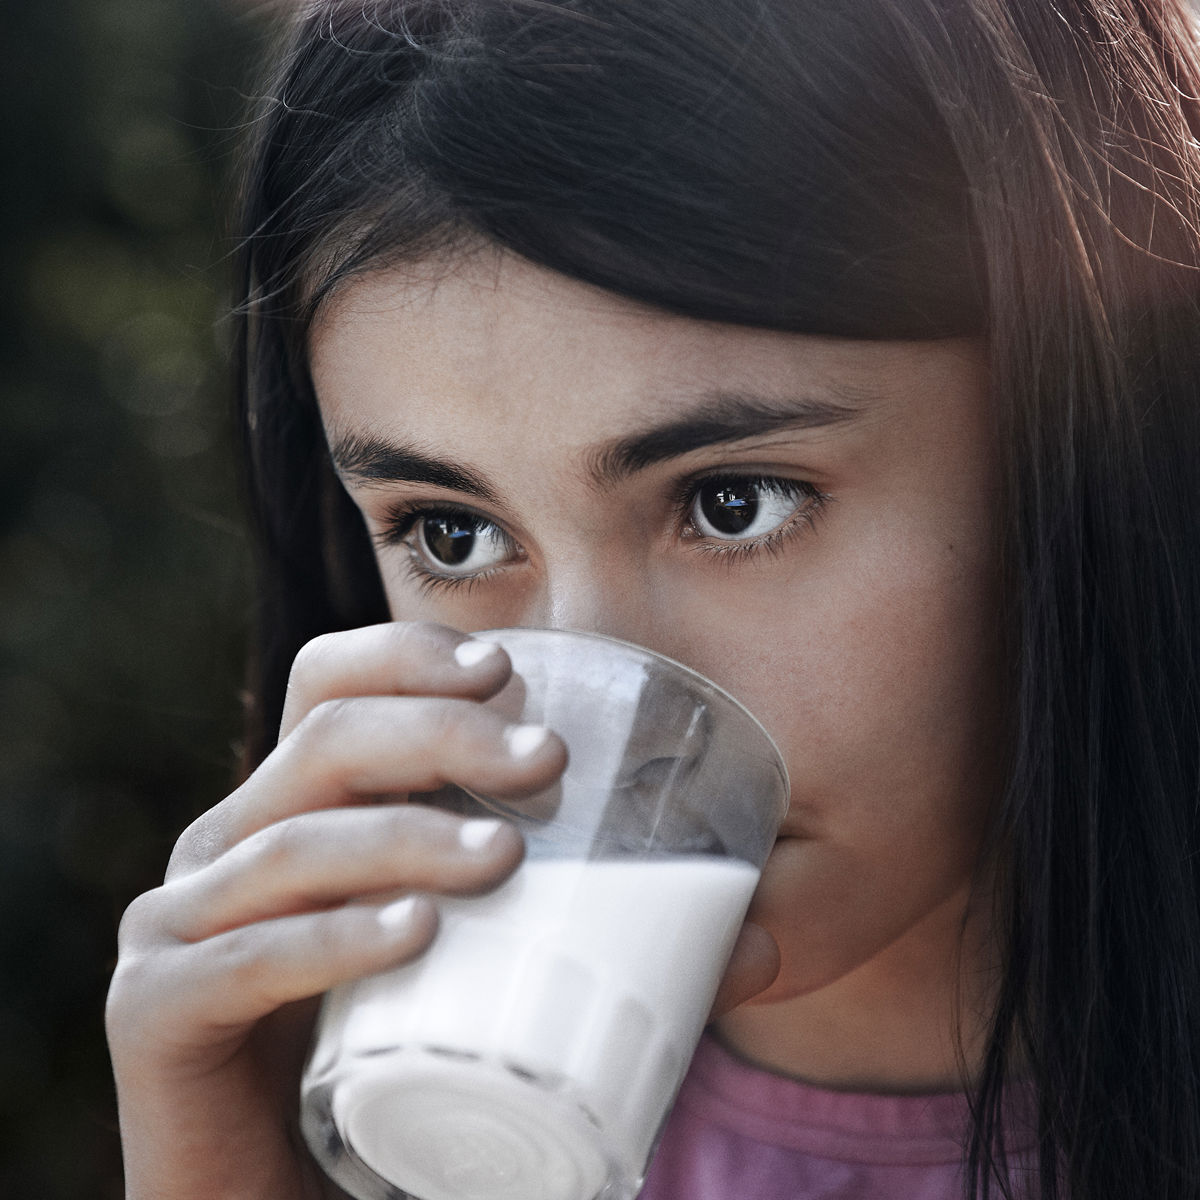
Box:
[105,1,1200,1197]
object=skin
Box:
[106,248,1005,1198]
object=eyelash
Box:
[375,473,830,592]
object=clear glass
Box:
[302,629,790,1200]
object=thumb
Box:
[709,921,781,1018]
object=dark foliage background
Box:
[0,2,274,1194]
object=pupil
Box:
[425,516,477,565]
[701,482,757,534]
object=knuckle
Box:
[244,815,306,877]
[208,924,271,994]
[425,697,477,748]
[294,695,355,749]
[307,911,361,964]
[115,887,166,952]
[376,801,439,850]
[422,699,514,772]
[387,620,469,677]
[290,630,340,685]
[391,620,455,655]
[104,966,139,1041]
[280,631,349,737]
[105,949,153,1022]
[165,809,226,878]
[106,918,175,1042]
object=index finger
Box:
[279,622,510,740]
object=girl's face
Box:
[310,250,1004,1007]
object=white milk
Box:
[308,855,759,1200]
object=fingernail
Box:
[459,818,506,852]
[377,895,424,932]
[454,639,501,669]
[504,724,550,760]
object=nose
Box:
[528,556,664,652]
[514,543,713,677]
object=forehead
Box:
[311,252,896,435]
[307,251,991,483]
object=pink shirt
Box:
[638,1036,1036,1199]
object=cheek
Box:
[657,542,1003,993]
[665,547,1001,783]
[672,544,998,825]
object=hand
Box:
[105,622,566,1200]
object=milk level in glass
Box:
[303,853,759,1200]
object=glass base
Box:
[302,1046,638,1200]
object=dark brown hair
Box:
[234,2,1200,1194]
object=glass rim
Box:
[475,626,791,810]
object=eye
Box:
[688,476,815,541]
[408,512,515,576]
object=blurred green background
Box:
[1,2,276,1193]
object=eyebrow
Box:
[329,432,500,502]
[328,389,861,497]
[585,389,860,487]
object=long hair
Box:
[232,1,1200,1195]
